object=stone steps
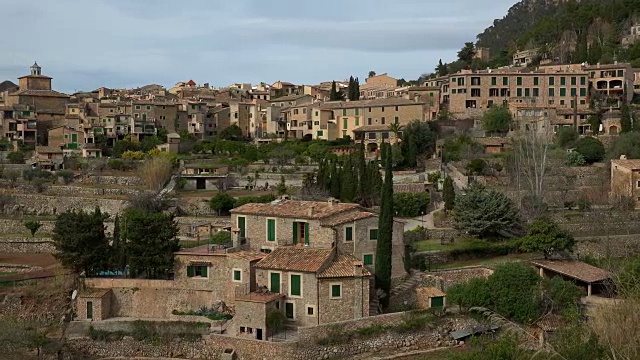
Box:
[390,271,425,296]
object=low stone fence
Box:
[84,278,176,290]
[69,319,212,336]
[0,263,41,273]
[0,237,54,253]
[297,311,409,344]
[576,234,640,258]
[79,175,142,187]
[45,185,147,198]
[432,266,494,290]
[4,194,128,216]
[0,219,55,234]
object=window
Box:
[517,89,522,97]
[368,107,372,112]
[382,132,389,139]
[290,274,302,297]
[368,118,372,125]
[307,306,315,316]
[363,254,374,266]
[355,117,359,126]
[330,284,342,299]
[533,77,539,86]
[314,121,320,126]
[617,70,624,77]
[516,77,522,86]
[285,302,294,319]
[135,105,141,110]
[471,77,481,85]
[368,132,376,140]
[355,108,360,115]
[491,77,497,86]
[394,117,399,124]
[560,88,566,97]
[549,88,555,97]
[187,265,208,278]
[381,117,385,124]
[571,77,577,86]
[266,219,276,241]
[395,106,399,111]
[345,226,353,241]
[343,118,348,129]
[232,269,242,282]
[146,106,151,110]
[502,77,508,85]
[560,77,566,86]
[269,272,281,293]
[636,180,640,189]
[342,109,347,116]
[317,130,323,137]
[525,88,530,97]
[580,77,586,86]
[381,107,385,112]
[571,88,577,97]
[580,88,586,97]
[533,88,539,97]
[369,228,378,240]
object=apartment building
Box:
[513,49,539,66]
[586,62,635,105]
[321,98,426,139]
[0,104,38,146]
[447,68,590,118]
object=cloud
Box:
[0,0,515,92]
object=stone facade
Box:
[78,175,142,187]
[0,237,55,253]
[610,159,640,208]
[317,277,369,324]
[76,289,112,321]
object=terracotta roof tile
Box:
[36,146,63,154]
[531,259,611,283]
[611,159,640,170]
[256,247,333,272]
[80,288,112,298]
[393,183,426,194]
[231,200,361,219]
[227,250,266,262]
[320,211,375,226]
[318,254,371,278]
[10,89,69,98]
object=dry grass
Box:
[139,156,174,191]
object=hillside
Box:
[475,0,640,67]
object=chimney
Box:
[308,206,315,216]
[353,261,364,276]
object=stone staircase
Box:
[390,271,426,296]
[369,297,380,315]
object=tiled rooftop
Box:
[318,254,371,278]
[36,146,63,154]
[256,247,333,272]
[227,250,266,262]
[320,97,424,109]
[416,286,446,298]
[320,211,375,227]
[231,200,361,219]
[80,288,112,298]
[10,89,69,98]
[532,259,611,283]
[611,159,640,170]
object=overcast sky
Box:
[0,0,516,93]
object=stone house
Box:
[230,199,406,280]
[34,146,64,170]
[634,68,640,95]
[610,158,640,208]
[353,124,402,154]
[48,125,85,149]
[77,288,112,321]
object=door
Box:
[256,328,263,340]
[270,272,281,293]
[238,217,246,242]
[86,301,93,320]
[285,302,294,319]
[196,178,206,190]
[430,296,444,308]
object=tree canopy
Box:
[520,217,575,259]
[454,184,519,239]
[609,131,640,159]
[574,137,605,164]
[482,105,512,134]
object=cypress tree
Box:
[348,76,355,101]
[111,214,126,270]
[443,176,456,212]
[621,103,632,133]
[340,155,357,202]
[376,142,394,308]
[329,161,341,199]
[355,77,360,100]
[356,140,367,204]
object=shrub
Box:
[556,127,578,148]
[466,159,487,175]
[107,159,125,171]
[210,231,231,245]
[24,220,42,237]
[57,169,74,184]
[6,151,24,164]
[427,172,441,183]
[574,137,605,164]
[446,239,520,261]
[565,151,586,166]
[393,192,430,217]
[32,178,49,193]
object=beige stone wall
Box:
[0,237,55,253]
[229,299,277,340]
[317,277,369,324]
[233,214,335,251]
[255,268,319,327]
[334,103,425,138]
[77,294,110,321]
[6,194,128,216]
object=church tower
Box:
[30,62,42,76]
[18,61,52,90]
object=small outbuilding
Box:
[531,259,611,296]
[416,287,446,309]
[76,288,112,321]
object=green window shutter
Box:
[355,117,359,126]
[267,219,275,241]
[187,266,194,277]
[561,77,566,86]
[270,273,281,293]
[292,222,298,244]
[560,88,566,97]
[342,109,346,116]
[234,270,241,281]
[291,275,301,296]
[343,118,347,128]
[491,77,496,86]
[580,77,586,86]
[201,266,208,277]
[571,77,576,86]
[331,284,341,297]
[517,89,522,97]
[238,217,246,238]
[355,108,359,115]
[549,88,555,97]
[71,133,78,143]
[571,88,576,97]
[369,229,378,240]
[345,227,353,241]
[363,254,373,265]
[516,77,522,86]
[580,88,586,97]
[502,77,508,85]
[304,223,309,246]
[431,296,444,308]
[525,88,530,97]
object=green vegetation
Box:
[6,151,24,164]
[393,193,430,217]
[56,169,75,184]
[481,105,512,134]
[609,131,640,159]
[329,80,345,101]
[442,136,482,163]
[453,184,519,239]
[23,220,42,237]
[574,137,605,164]
[556,127,578,148]
[210,231,231,245]
[347,76,360,101]
[376,142,394,308]
[565,151,586,167]
[443,176,455,212]
[171,307,232,321]
[519,217,575,259]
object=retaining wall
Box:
[0,237,54,253]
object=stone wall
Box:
[44,185,148,198]
[297,310,408,343]
[0,219,55,234]
[65,316,476,360]
[576,235,640,258]
[0,237,54,253]
[79,175,142,187]
[5,194,128,216]
[68,319,212,336]
[433,267,494,290]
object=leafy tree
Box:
[156,127,168,142]
[520,217,575,259]
[393,193,430,217]
[219,124,243,140]
[574,136,605,164]
[52,208,109,275]
[541,276,582,313]
[140,135,163,152]
[435,59,448,77]
[6,151,24,164]
[123,207,179,279]
[23,220,42,237]
[276,175,287,195]
[466,159,487,175]
[400,120,436,168]
[375,142,394,308]
[211,231,231,245]
[609,131,640,159]
[347,76,360,101]
[556,126,578,148]
[457,42,476,65]
[487,263,541,324]
[368,70,376,78]
[565,151,586,166]
[443,176,456,212]
[57,169,74,184]
[446,277,491,311]
[588,114,602,134]
[209,192,236,215]
[454,184,519,239]
[482,105,512,134]
[113,139,142,158]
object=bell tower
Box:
[30,61,42,76]
[19,61,52,90]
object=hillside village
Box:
[2,2,640,360]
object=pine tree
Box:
[436,59,448,77]
[443,176,456,212]
[376,142,394,308]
